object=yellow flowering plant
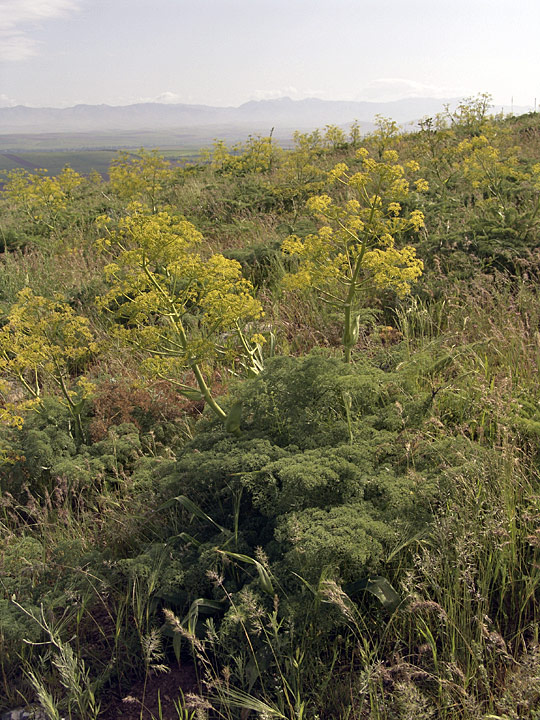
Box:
[453,131,540,244]
[0,379,29,431]
[0,288,98,439]
[97,203,264,421]
[3,166,83,237]
[0,379,31,463]
[271,130,327,206]
[323,124,348,150]
[282,148,425,362]
[370,115,402,158]
[109,149,175,212]
[203,134,282,176]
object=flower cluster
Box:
[203,135,282,176]
[97,204,263,397]
[4,167,83,231]
[0,288,98,432]
[283,148,426,297]
[109,149,174,210]
[282,147,426,360]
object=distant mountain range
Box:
[0,97,531,153]
[0,96,468,135]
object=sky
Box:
[1,0,539,109]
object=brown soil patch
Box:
[99,665,198,720]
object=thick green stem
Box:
[343,241,367,364]
[142,263,227,421]
[15,369,40,399]
[339,171,383,363]
[53,356,86,442]
[190,359,227,420]
[166,308,227,421]
[341,172,384,362]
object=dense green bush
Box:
[124,354,456,616]
[1,399,143,498]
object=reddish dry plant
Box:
[88,379,198,441]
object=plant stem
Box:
[142,262,227,421]
[343,240,367,364]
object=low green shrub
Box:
[127,353,474,625]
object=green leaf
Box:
[177,532,201,547]
[216,687,287,718]
[172,632,182,664]
[174,495,230,535]
[178,388,204,402]
[224,400,243,434]
[182,597,223,636]
[344,575,401,612]
[217,550,274,595]
[291,571,318,596]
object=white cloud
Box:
[356,78,461,102]
[250,87,325,102]
[0,92,18,107]
[0,0,78,28]
[0,30,36,60]
[251,87,299,101]
[114,91,190,106]
[152,91,183,104]
[0,0,80,61]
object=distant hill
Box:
[0,96,463,135]
[0,97,529,153]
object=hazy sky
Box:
[1,0,539,108]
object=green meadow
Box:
[1,97,540,719]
